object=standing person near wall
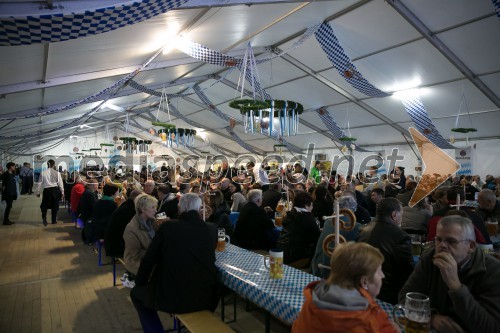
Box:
[20,162,30,194]
[1,162,18,225]
[36,159,64,226]
[27,163,34,194]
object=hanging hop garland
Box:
[229,99,304,116]
[451,128,477,133]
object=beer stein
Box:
[393,292,431,333]
[486,219,498,236]
[410,234,423,256]
[216,228,230,251]
[274,211,283,227]
[263,249,284,279]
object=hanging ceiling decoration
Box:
[227,42,303,137]
[119,137,137,154]
[339,104,357,153]
[451,92,477,134]
[151,88,196,148]
[229,99,303,137]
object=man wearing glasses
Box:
[399,215,500,333]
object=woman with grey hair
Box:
[340,191,371,224]
[122,194,158,288]
[131,192,219,332]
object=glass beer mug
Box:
[216,228,230,251]
[393,292,431,333]
[263,249,284,279]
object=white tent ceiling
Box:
[0,0,499,161]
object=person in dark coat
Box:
[427,186,491,244]
[89,183,119,243]
[389,166,406,192]
[342,190,371,225]
[395,180,417,207]
[156,183,178,219]
[131,193,219,332]
[312,185,334,228]
[219,178,233,207]
[357,198,414,304]
[233,189,277,250]
[1,162,17,225]
[104,189,142,258]
[277,191,320,265]
[78,179,99,243]
[261,182,282,212]
[78,179,99,222]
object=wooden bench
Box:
[175,310,234,333]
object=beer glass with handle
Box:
[392,292,431,333]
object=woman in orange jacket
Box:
[292,242,399,333]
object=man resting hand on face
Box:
[399,215,500,333]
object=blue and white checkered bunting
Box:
[128,80,192,99]
[316,109,369,152]
[314,21,453,149]
[0,0,187,46]
[0,41,164,138]
[492,0,500,18]
[193,85,233,123]
[177,39,241,68]
[224,126,261,155]
[314,22,390,98]
[401,96,455,149]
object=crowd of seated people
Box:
[7,161,499,333]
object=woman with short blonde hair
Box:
[134,193,158,216]
[293,242,398,333]
[123,194,159,287]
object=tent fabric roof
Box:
[0,0,499,159]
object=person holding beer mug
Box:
[276,191,320,265]
[399,215,500,333]
[293,242,399,333]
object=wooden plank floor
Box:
[0,195,290,333]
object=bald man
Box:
[477,189,500,222]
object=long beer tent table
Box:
[215,244,401,329]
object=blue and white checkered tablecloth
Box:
[215,244,399,326]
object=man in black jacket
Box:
[78,179,99,243]
[261,182,282,212]
[105,189,142,259]
[233,189,277,250]
[131,193,218,332]
[1,162,17,225]
[357,197,414,304]
[157,183,178,219]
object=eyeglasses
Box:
[434,237,471,246]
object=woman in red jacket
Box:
[70,175,86,226]
[292,242,399,333]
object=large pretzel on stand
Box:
[337,208,356,231]
[322,208,356,257]
[322,233,347,257]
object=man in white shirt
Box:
[37,159,64,226]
